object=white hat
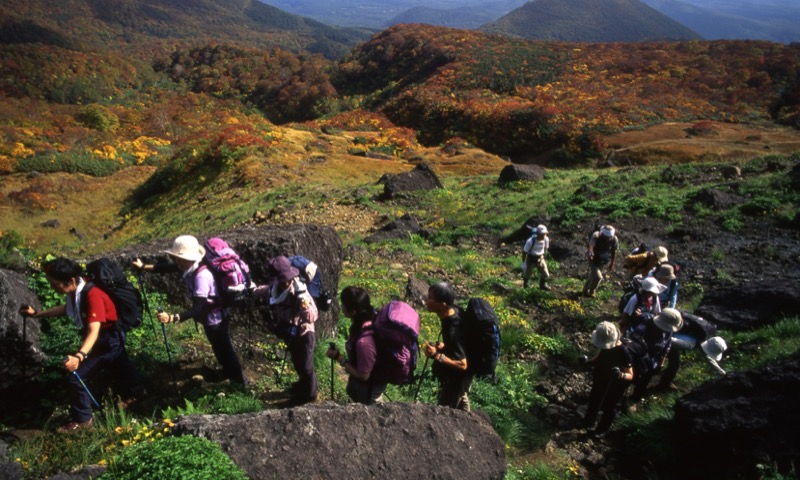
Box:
[654,308,683,332]
[537,225,548,234]
[701,337,727,362]
[591,321,621,350]
[600,225,615,237]
[640,277,667,295]
[164,235,205,262]
[654,246,669,263]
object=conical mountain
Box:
[481,0,702,42]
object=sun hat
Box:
[537,225,548,234]
[654,246,669,263]
[600,225,615,237]
[164,235,205,262]
[654,264,676,281]
[701,336,727,362]
[268,255,300,286]
[591,321,621,350]
[640,277,668,295]
[654,308,683,332]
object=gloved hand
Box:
[611,367,623,379]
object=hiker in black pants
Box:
[325,286,387,404]
[423,282,473,411]
[655,311,727,391]
[19,257,144,432]
[582,225,619,298]
[627,308,683,405]
[581,322,633,435]
[133,235,247,386]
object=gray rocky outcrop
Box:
[381,163,443,199]
[673,354,800,479]
[497,164,546,184]
[173,402,506,480]
[694,279,800,331]
[108,224,343,340]
[364,214,424,244]
[0,269,45,391]
[691,188,744,210]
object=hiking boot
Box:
[277,394,318,409]
[58,418,93,433]
[539,280,550,291]
[201,366,226,383]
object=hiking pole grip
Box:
[64,357,101,408]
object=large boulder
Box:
[381,163,444,199]
[364,214,425,244]
[173,402,506,480]
[673,354,800,479]
[107,224,343,340]
[694,280,800,331]
[497,164,545,184]
[0,268,45,391]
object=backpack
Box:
[202,237,253,308]
[618,276,644,315]
[462,297,502,379]
[288,255,332,311]
[371,300,420,385]
[84,258,143,332]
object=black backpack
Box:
[618,276,644,315]
[85,258,143,332]
[462,298,502,379]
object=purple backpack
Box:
[202,237,252,307]
[371,300,420,385]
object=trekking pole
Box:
[136,271,160,339]
[413,355,431,403]
[157,308,179,388]
[64,359,101,409]
[329,342,336,402]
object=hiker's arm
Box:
[160,296,210,324]
[435,352,468,372]
[132,258,179,274]
[65,322,101,372]
[21,304,67,319]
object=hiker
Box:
[581,322,634,435]
[655,311,726,391]
[619,276,666,333]
[19,257,144,432]
[132,235,247,386]
[582,225,619,298]
[651,263,678,309]
[255,255,319,406]
[623,246,668,280]
[521,224,551,290]
[325,286,386,404]
[627,308,683,405]
[423,282,473,411]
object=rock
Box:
[405,275,430,307]
[173,402,506,480]
[68,227,85,241]
[364,214,424,244]
[104,224,343,340]
[694,280,800,331]
[497,164,545,184]
[691,188,743,211]
[40,219,60,229]
[0,269,45,392]
[381,163,443,199]
[721,165,741,179]
[673,354,800,479]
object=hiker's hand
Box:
[131,258,144,270]
[64,355,80,372]
[19,305,36,317]
[157,311,171,324]
[424,342,437,358]
[611,367,623,379]
[325,347,339,360]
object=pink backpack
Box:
[202,237,252,307]
[371,300,420,385]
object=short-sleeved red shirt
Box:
[83,285,118,330]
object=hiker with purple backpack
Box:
[325,286,387,404]
[423,282,473,411]
[132,235,248,386]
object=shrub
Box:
[76,104,119,132]
[101,435,248,480]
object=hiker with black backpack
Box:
[582,225,619,298]
[19,257,144,432]
[423,282,473,411]
[133,235,248,386]
[325,286,387,404]
[626,308,683,407]
[254,255,319,406]
[521,224,551,290]
[619,276,666,334]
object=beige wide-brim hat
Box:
[701,336,727,362]
[654,246,669,263]
[591,321,621,350]
[654,308,684,332]
[654,264,676,281]
[164,235,205,262]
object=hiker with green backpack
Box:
[19,257,145,432]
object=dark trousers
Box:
[287,331,318,400]
[437,374,473,411]
[204,319,246,385]
[68,329,142,422]
[584,375,629,432]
